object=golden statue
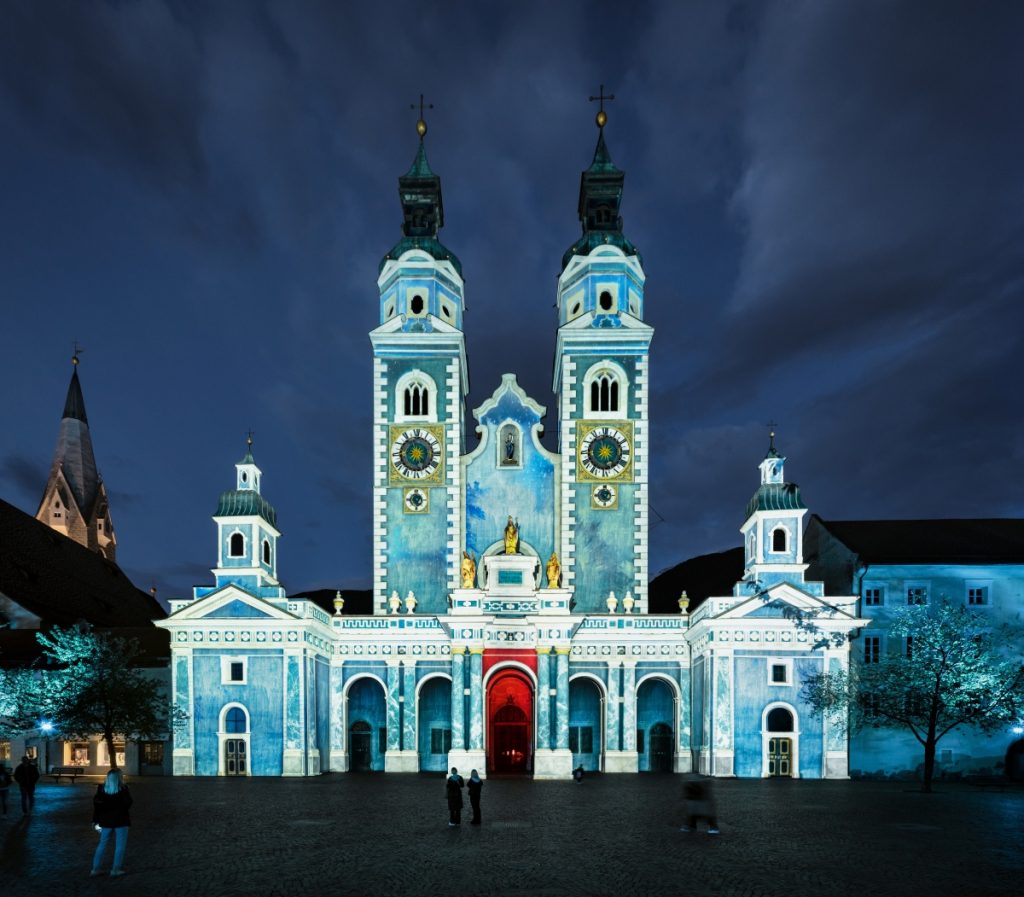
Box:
[503,515,519,555]
[461,551,476,589]
[546,552,561,588]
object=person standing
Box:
[573,764,585,783]
[467,769,483,825]
[680,774,719,834]
[91,769,133,877]
[446,767,464,826]
[0,763,12,815]
[13,756,39,815]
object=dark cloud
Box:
[1,1,1020,595]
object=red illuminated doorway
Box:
[487,668,533,774]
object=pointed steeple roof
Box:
[63,367,88,423]
[48,361,101,518]
[562,124,641,271]
[380,133,462,276]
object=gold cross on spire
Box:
[766,421,778,452]
[72,339,84,366]
[246,429,255,450]
[411,93,433,138]
[588,84,615,129]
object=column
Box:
[622,662,637,752]
[468,650,484,751]
[283,651,304,775]
[386,661,401,752]
[555,648,570,750]
[329,658,346,772]
[402,661,417,754]
[172,650,195,775]
[535,648,551,752]
[450,649,465,753]
[604,661,620,753]
[677,662,692,772]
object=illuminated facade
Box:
[157,120,866,778]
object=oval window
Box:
[599,291,613,311]
[411,294,425,315]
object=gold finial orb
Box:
[72,354,79,366]
[416,118,427,138]
[596,109,607,129]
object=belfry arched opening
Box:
[487,669,533,774]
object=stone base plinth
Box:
[674,752,693,774]
[329,750,348,773]
[604,750,639,774]
[447,749,486,779]
[172,750,195,776]
[385,750,420,773]
[533,748,573,779]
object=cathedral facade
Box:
[156,119,865,779]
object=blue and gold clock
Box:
[389,424,445,485]
[576,421,633,482]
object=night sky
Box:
[2,2,1022,606]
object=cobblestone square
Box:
[1,775,1020,897]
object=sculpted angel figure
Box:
[461,551,477,589]
[546,552,561,588]
[503,516,519,555]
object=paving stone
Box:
[0,776,1021,897]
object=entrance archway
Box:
[637,677,675,772]
[347,677,387,772]
[762,703,799,778]
[487,668,533,774]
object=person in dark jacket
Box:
[13,756,39,815]
[467,769,483,825]
[91,769,133,876]
[446,767,464,826]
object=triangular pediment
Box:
[165,585,296,621]
[715,582,853,621]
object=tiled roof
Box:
[744,482,805,521]
[812,516,1024,564]
[215,490,278,527]
[0,498,164,628]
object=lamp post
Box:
[39,721,54,774]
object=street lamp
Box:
[39,721,54,773]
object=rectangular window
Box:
[378,728,387,754]
[220,656,248,685]
[967,584,990,606]
[769,662,790,685]
[0,741,10,762]
[70,742,90,766]
[863,636,881,664]
[636,729,645,754]
[906,584,929,605]
[863,587,884,607]
[99,742,126,768]
[430,728,452,755]
[142,742,165,766]
[569,727,579,753]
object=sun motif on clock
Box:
[576,421,633,482]
[389,425,444,484]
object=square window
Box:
[906,586,928,605]
[430,728,452,754]
[771,664,788,684]
[864,587,883,607]
[70,743,90,766]
[221,656,248,685]
[142,742,165,766]
[967,585,990,606]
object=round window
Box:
[411,294,425,315]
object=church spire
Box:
[562,90,641,272]
[36,350,117,560]
[380,98,461,276]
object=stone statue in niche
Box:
[546,552,561,588]
[503,516,520,554]
[461,551,477,589]
[500,425,518,466]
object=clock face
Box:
[404,487,429,513]
[390,427,442,481]
[579,425,631,480]
[592,483,618,509]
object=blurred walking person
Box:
[13,756,39,815]
[680,774,719,834]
